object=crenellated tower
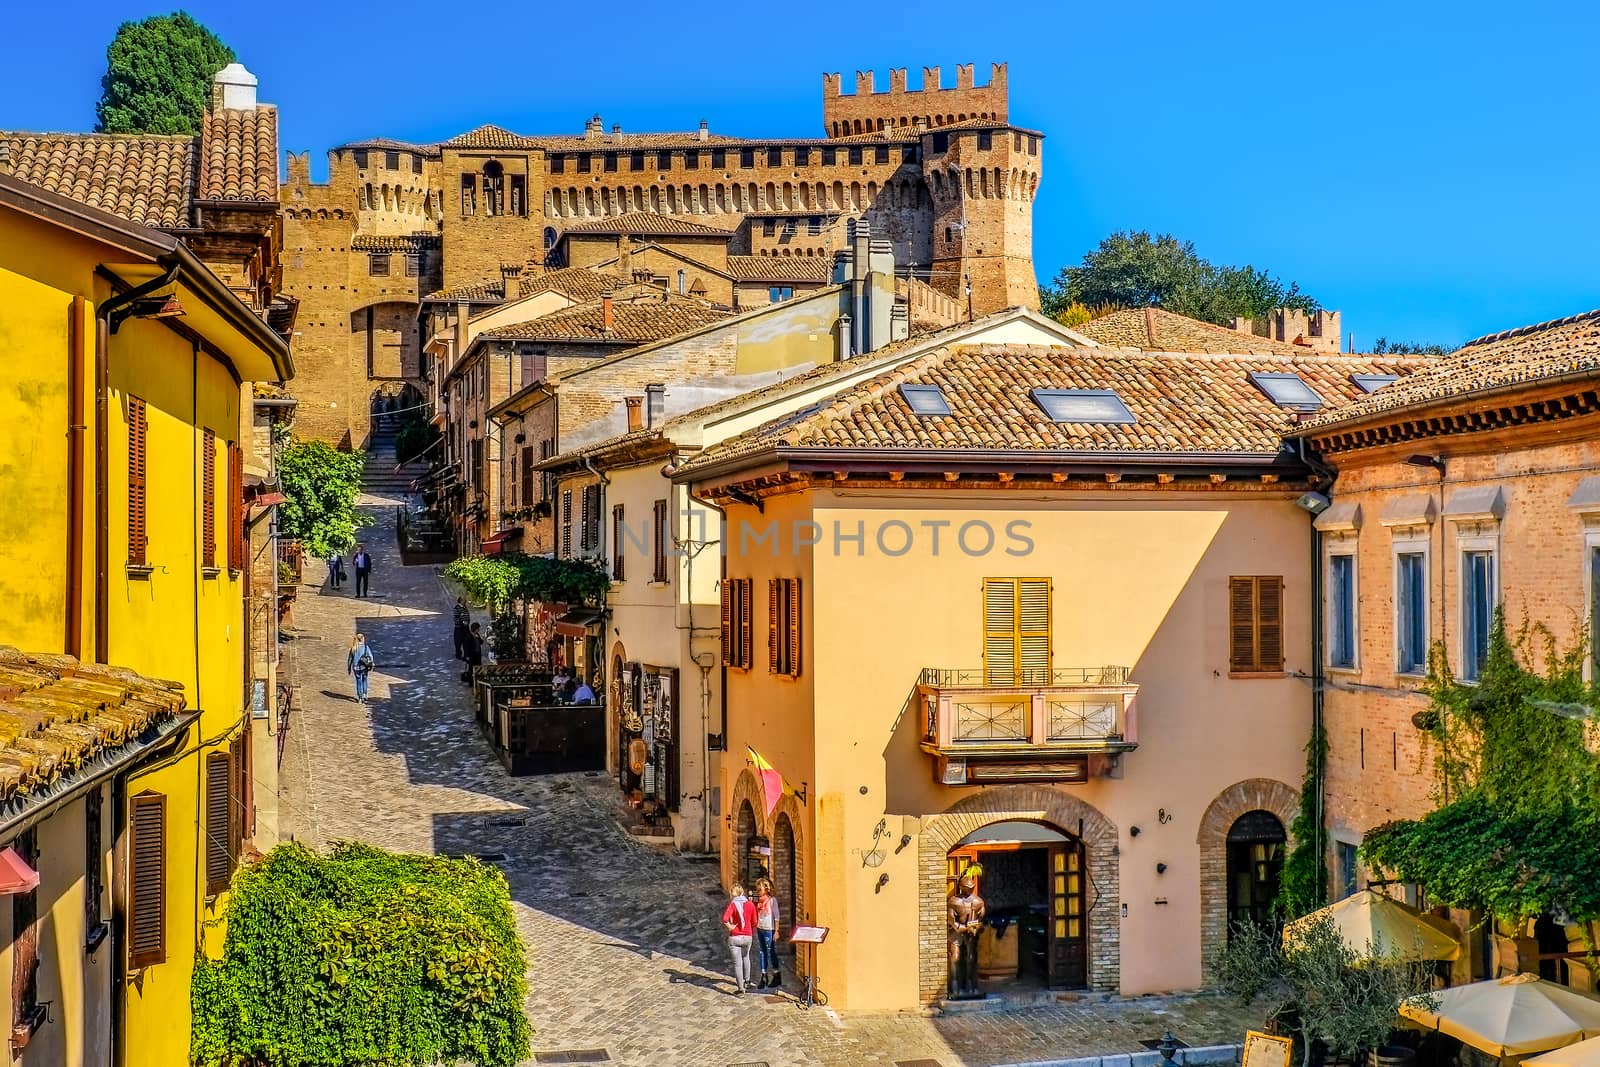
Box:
[822,63,1008,137]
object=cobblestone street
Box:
[278,498,1260,1067]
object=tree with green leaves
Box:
[275,432,369,558]
[1370,338,1454,356]
[1038,231,1318,327]
[95,11,235,135]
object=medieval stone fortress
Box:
[280,63,1040,445]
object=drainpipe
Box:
[66,295,85,657]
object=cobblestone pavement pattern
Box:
[279,497,1261,1067]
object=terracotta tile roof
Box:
[1075,308,1315,356]
[423,266,626,304]
[351,233,441,252]
[1302,308,1600,432]
[486,289,730,345]
[0,131,196,227]
[679,344,1421,474]
[441,124,545,150]
[336,137,441,156]
[727,255,833,283]
[536,131,752,150]
[197,106,277,202]
[560,211,731,238]
[0,647,185,806]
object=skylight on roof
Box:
[1249,372,1324,411]
[1030,389,1135,424]
[1351,373,1400,393]
[900,384,951,416]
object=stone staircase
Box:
[362,426,430,498]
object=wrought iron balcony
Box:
[917,666,1138,786]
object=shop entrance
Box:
[948,820,1086,992]
[1226,810,1286,941]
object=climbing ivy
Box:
[1276,724,1329,919]
[192,842,530,1067]
[1362,613,1600,924]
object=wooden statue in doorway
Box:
[947,865,987,998]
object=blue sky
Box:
[2,1,1593,348]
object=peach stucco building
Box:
[681,338,1416,1009]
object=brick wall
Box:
[822,63,1009,137]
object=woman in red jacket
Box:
[721,882,758,994]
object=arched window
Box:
[482,160,504,216]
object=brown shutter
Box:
[767,578,780,673]
[612,504,625,580]
[720,580,732,664]
[201,429,216,568]
[787,578,802,678]
[128,397,148,565]
[738,580,752,670]
[521,446,534,506]
[228,442,244,571]
[1229,577,1257,672]
[1258,576,1284,670]
[128,792,166,967]
[205,752,232,894]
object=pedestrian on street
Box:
[452,597,471,660]
[347,633,376,704]
[352,543,374,598]
[327,550,344,589]
[754,877,782,990]
[722,881,758,995]
[460,622,483,684]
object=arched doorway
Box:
[947,820,1086,992]
[735,801,760,887]
[1226,810,1287,939]
[773,813,797,953]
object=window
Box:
[383,150,399,169]
[740,148,755,168]
[12,827,38,1032]
[1396,551,1428,674]
[630,151,645,171]
[576,154,591,174]
[1336,841,1359,900]
[676,270,687,295]
[781,218,796,236]
[510,174,526,215]
[482,161,504,214]
[520,446,534,506]
[874,145,889,164]
[413,154,423,174]
[807,216,822,236]
[768,286,795,303]
[848,147,862,165]
[982,578,1050,685]
[551,154,566,174]
[977,130,992,150]
[352,149,368,169]
[712,149,726,168]
[1461,549,1496,681]
[404,252,420,277]
[1229,576,1284,674]
[931,132,949,153]
[205,750,237,895]
[228,441,244,572]
[581,483,601,553]
[652,498,669,582]
[603,154,617,173]
[1351,373,1399,393]
[460,174,475,215]
[657,151,672,170]
[684,150,699,169]
[1031,388,1135,424]
[612,504,625,580]
[129,791,166,967]
[769,577,801,676]
[85,785,106,947]
[1328,553,1356,669]
[761,219,776,237]
[795,147,810,166]
[721,578,753,669]
[369,253,391,276]
[822,147,836,166]
[767,147,783,166]
[1029,135,1039,155]
[1249,371,1323,411]
[128,395,148,566]
[561,489,573,556]
[900,383,951,416]
[202,429,216,568]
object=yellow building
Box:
[680,336,1415,1009]
[0,172,292,1064]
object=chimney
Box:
[625,396,644,432]
[697,120,709,142]
[499,263,522,301]
[585,114,603,140]
[212,62,258,111]
[644,383,665,427]
[611,123,622,135]
[601,290,615,333]
[835,313,853,362]
[1143,306,1159,348]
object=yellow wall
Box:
[721,487,1313,1009]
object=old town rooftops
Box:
[1299,308,1600,434]
[431,119,1041,154]
[560,211,731,238]
[0,647,189,830]
[1078,307,1325,357]
[423,266,627,305]
[726,255,834,283]
[675,342,1420,482]
[478,287,730,346]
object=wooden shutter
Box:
[613,504,625,580]
[652,499,669,582]
[205,751,232,894]
[983,579,1018,685]
[786,577,802,678]
[129,792,166,967]
[201,430,216,568]
[1229,576,1284,673]
[738,580,752,670]
[1018,578,1051,684]
[767,578,780,673]
[1258,576,1284,670]
[228,442,244,571]
[128,397,148,565]
[721,581,732,663]
[521,446,534,506]
[580,485,593,550]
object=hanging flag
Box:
[746,746,786,819]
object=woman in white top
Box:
[754,877,782,990]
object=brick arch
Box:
[770,792,805,950]
[726,766,768,888]
[917,785,1120,1000]
[1195,778,1300,983]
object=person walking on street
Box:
[722,881,758,995]
[352,543,373,598]
[460,622,483,684]
[754,877,783,989]
[452,597,471,660]
[347,633,376,704]
[327,550,344,590]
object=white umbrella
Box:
[1400,973,1600,1056]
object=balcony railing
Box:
[917,666,1138,786]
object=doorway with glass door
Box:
[948,820,1088,994]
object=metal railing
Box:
[920,666,1132,688]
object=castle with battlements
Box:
[279,63,1042,445]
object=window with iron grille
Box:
[612,504,625,580]
[1229,576,1284,674]
[128,395,148,565]
[767,577,801,676]
[652,498,669,582]
[561,490,573,556]
[720,577,752,669]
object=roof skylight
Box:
[1249,372,1324,411]
[899,384,951,416]
[1030,388,1136,425]
[1351,373,1400,393]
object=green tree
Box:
[276,432,369,558]
[1038,231,1318,328]
[95,11,235,135]
[191,842,531,1067]
[1370,337,1454,356]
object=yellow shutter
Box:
[984,579,1018,685]
[1019,578,1051,684]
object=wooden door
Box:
[1046,843,1087,988]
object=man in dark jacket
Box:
[352,544,373,598]
[460,622,484,684]
[452,597,471,659]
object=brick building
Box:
[280,62,1043,448]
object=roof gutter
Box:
[1290,366,1600,442]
